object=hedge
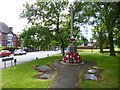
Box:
[0,47,22,52]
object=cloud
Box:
[0,0,35,34]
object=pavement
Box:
[49,60,96,88]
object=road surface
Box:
[0,50,61,69]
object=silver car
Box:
[14,49,26,55]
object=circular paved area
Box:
[49,60,96,88]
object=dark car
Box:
[0,50,11,57]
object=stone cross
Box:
[70,5,74,37]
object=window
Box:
[7,34,13,42]
[7,43,13,47]
[2,51,9,53]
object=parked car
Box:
[64,48,68,50]
[0,50,11,57]
[118,51,120,53]
[14,49,26,55]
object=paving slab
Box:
[85,74,97,80]
[39,73,52,79]
[87,69,98,73]
[38,65,52,71]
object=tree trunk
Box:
[100,43,103,53]
[108,31,116,56]
[56,13,65,56]
[99,33,104,53]
[61,39,65,56]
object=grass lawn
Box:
[80,53,119,88]
[2,54,62,88]
[1,53,119,88]
[77,48,119,52]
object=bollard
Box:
[14,59,17,65]
[4,61,6,68]
[36,57,38,60]
[11,59,13,66]
[47,54,49,57]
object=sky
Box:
[0,0,92,41]
[0,0,75,34]
[0,0,35,34]
[0,0,77,35]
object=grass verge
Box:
[79,53,119,88]
[77,48,119,52]
[2,53,119,88]
[2,54,62,88]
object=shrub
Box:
[0,47,22,53]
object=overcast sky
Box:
[0,0,92,41]
[0,0,74,34]
[0,0,35,34]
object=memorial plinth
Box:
[61,36,83,64]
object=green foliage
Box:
[2,54,62,88]
[80,53,119,88]
[74,2,120,56]
[0,47,21,52]
[20,26,53,50]
[77,48,119,52]
[20,1,120,56]
[20,1,86,55]
[2,53,119,88]
[113,28,120,47]
[20,1,69,53]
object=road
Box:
[0,50,61,69]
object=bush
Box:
[0,47,22,53]
[106,47,110,49]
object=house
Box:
[0,22,21,47]
[77,39,106,49]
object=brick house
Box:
[0,22,21,47]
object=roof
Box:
[0,22,10,33]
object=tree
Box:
[74,1,120,56]
[101,2,120,56]
[20,1,68,56]
[92,22,108,53]
[20,26,53,50]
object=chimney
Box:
[9,27,13,31]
